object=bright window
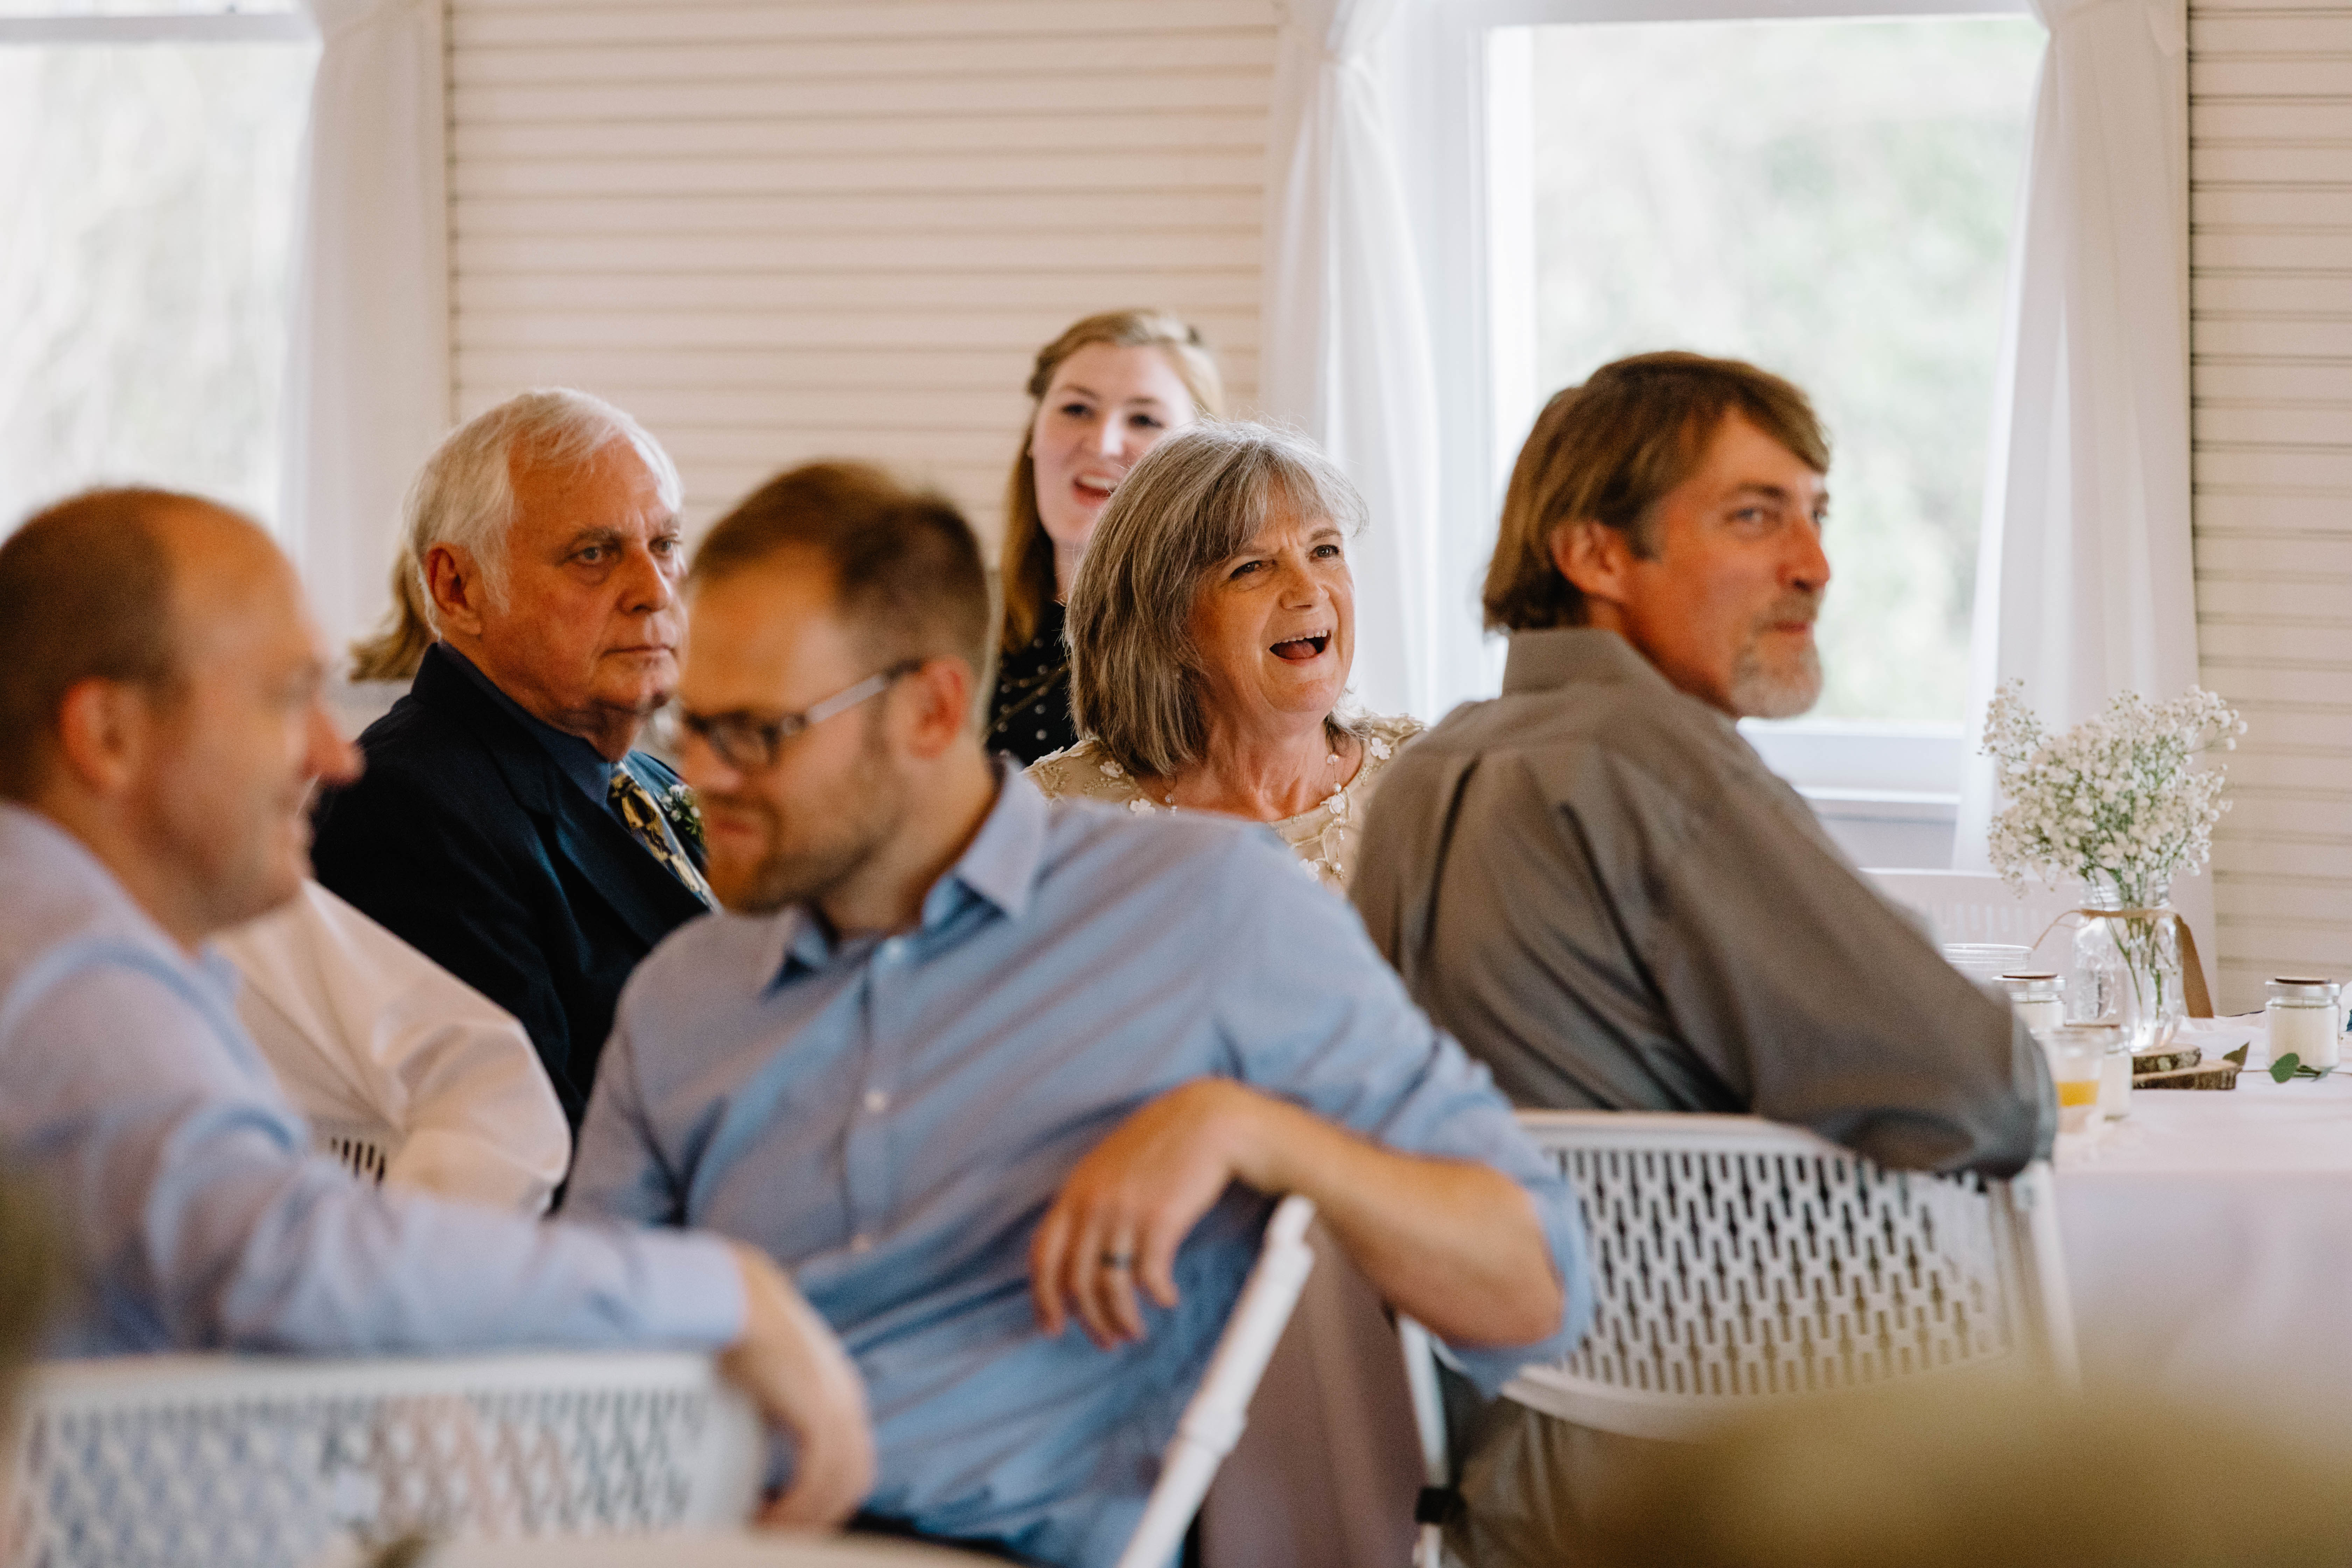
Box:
[0,7,314,533]
[1509,15,2043,723]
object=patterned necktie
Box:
[609,767,715,907]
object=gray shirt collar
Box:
[1503,628,1741,738]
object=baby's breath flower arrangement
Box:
[1981,681,2243,904]
[1982,681,2244,1044]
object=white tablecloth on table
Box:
[2057,1016,2352,1409]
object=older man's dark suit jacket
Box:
[310,644,709,1127]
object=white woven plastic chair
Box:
[7,1202,1316,1568]
[360,1531,991,1566]
[7,1350,760,1568]
[1864,868,2076,960]
[1401,1112,2076,1567]
[1111,1194,1318,1568]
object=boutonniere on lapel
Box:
[659,782,707,857]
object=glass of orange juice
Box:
[2043,1025,2115,1135]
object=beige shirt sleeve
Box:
[214,881,571,1214]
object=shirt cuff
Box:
[630,1230,749,1349]
[1440,1184,1595,1397]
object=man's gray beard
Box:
[1729,640,1823,720]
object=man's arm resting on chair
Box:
[1029,1079,1563,1351]
[722,1243,876,1527]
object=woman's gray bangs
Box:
[1186,428,1369,573]
[1264,434,1370,539]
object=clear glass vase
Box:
[2066,882,2184,1055]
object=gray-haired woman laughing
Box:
[1027,421,1421,892]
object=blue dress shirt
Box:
[0,804,744,1356]
[569,772,1592,1567]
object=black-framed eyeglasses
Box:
[660,660,922,772]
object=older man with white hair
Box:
[313,390,712,1127]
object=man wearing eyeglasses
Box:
[312,390,714,1128]
[566,460,1594,1566]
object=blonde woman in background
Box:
[986,309,1224,764]
[348,549,434,682]
[1029,422,1421,892]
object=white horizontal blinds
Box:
[446,0,1277,544]
[2190,0,2352,1009]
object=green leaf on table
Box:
[2272,1052,2302,1083]
[2226,1043,2251,1067]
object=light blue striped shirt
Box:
[569,771,1592,1567]
[0,803,743,1356]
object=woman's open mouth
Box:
[1270,634,1331,663]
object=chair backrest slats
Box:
[1863,868,2075,960]
[1399,1111,2076,1530]
[7,1351,760,1568]
[1500,1114,2073,1438]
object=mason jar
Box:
[2266,977,2342,1071]
[2068,885,2184,1055]
[1998,972,2065,1041]
[2097,1030,2133,1122]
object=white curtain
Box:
[279,0,451,660]
[1261,0,1444,724]
[1955,0,2204,938]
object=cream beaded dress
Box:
[1025,713,1424,893]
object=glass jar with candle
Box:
[2266,978,2342,1071]
[1999,972,2065,1041]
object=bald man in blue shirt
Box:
[0,489,871,1527]
[566,462,1593,1567]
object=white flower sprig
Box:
[1981,680,2245,905]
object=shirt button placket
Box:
[843,938,907,1258]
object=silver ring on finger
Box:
[1099,1250,1135,1270]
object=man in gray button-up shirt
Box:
[1357,351,2052,1170]
[1352,354,2054,1561]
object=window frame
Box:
[0,1,320,537]
[0,10,311,43]
[1381,0,2036,866]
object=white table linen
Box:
[2056,1015,2352,1409]
[215,880,570,1214]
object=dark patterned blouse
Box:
[986,601,1079,766]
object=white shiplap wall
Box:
[2191,2,2352,1011]
[444,1,2352,1010]
[446,0,1277,546]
